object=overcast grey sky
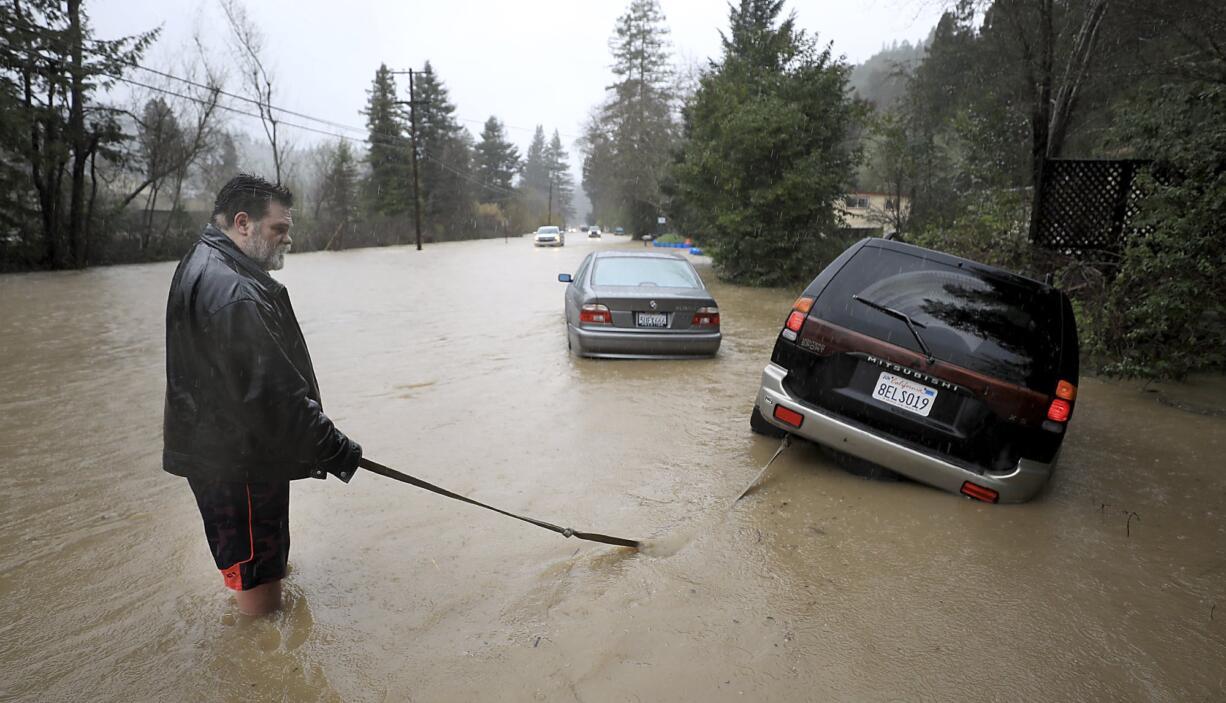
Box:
[91,0,941,171]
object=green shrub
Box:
[671,2,864,287]
[909,188,1035,275]
[1089,83,1226,379]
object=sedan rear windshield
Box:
[592,258,701,288]
[811,247,1063,389]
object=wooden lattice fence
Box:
[1031,158,1151,258]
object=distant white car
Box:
[534,226,564,247]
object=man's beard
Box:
[247,230,291,271]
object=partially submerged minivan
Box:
[752,238,1079,503]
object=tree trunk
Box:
[161,167,187,239]
[30,64,62,267]
[1047,0,1109,158]
[85,138,99,264]
[1028,0,1055,243]
[67,0,89,268]
[14,0,54,266]
[142,184,160,253]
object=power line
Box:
[127,56,581,143]
[421,150,517,198]
[453,114,580,142]
[115,74,537,203]
[119,65,580,175]
[3,15,584,144]
[112,74,375,144]
[3,24,570,204]
[128,62,370,136]
[112,74,409,159]
[129,58,582,144]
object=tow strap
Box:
[358,457,641,549]
[732,436,792,503]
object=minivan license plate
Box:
[636,312,668,328]
[872,372,937,417]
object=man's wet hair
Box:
[212,173,294,228]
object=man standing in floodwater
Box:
[163,173,362,615]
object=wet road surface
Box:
[1,234,1224,701]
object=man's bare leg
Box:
[235,580,282,616]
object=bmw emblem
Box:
[649,300,658,309]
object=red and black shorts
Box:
[188,479,290,591]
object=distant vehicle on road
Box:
[533,226,564,247]
[588,228,601,239]
[752,237,1079,504]
[588,226,600,235]
[558,251,720,358]
[613,227,625,235]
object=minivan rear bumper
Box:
[756,362,1053,503]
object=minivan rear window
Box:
[811,246,1062,389]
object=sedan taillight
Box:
[692,307,720,327]
[580,304,611,324]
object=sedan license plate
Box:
[872,372,938,417]
[636,312,669,328]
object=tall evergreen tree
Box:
[414,63,475,238]
[0,0,158,268]
[135,97,186,250]
[521,125,550,195]
[361,63,410,218]
[318,138,359,249]
[544,130,574,224]
[720,0,800,70]
[672,0,864,285]
[515,125,551,224]
[198,131,240,201]
[579,113,617,227]
[474,116,520,204]
[580,0,675,236]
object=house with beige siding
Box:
[839,191,911,236]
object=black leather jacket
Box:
[163,224,361,483]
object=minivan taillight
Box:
[580,304,611,324]
[692,307,720,327]
[781,297,814,341]
[1046,380,1077,423]
[1046,399,1071,422]
[785,311,805,332]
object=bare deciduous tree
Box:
[115,60,223,242]
[218,0,289,183]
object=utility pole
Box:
[547,179,553,227]
[392,67,428,251]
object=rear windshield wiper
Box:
[852,294,936,364]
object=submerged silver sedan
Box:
[557,251,721,358]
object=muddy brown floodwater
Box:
[1,235,1224,702]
